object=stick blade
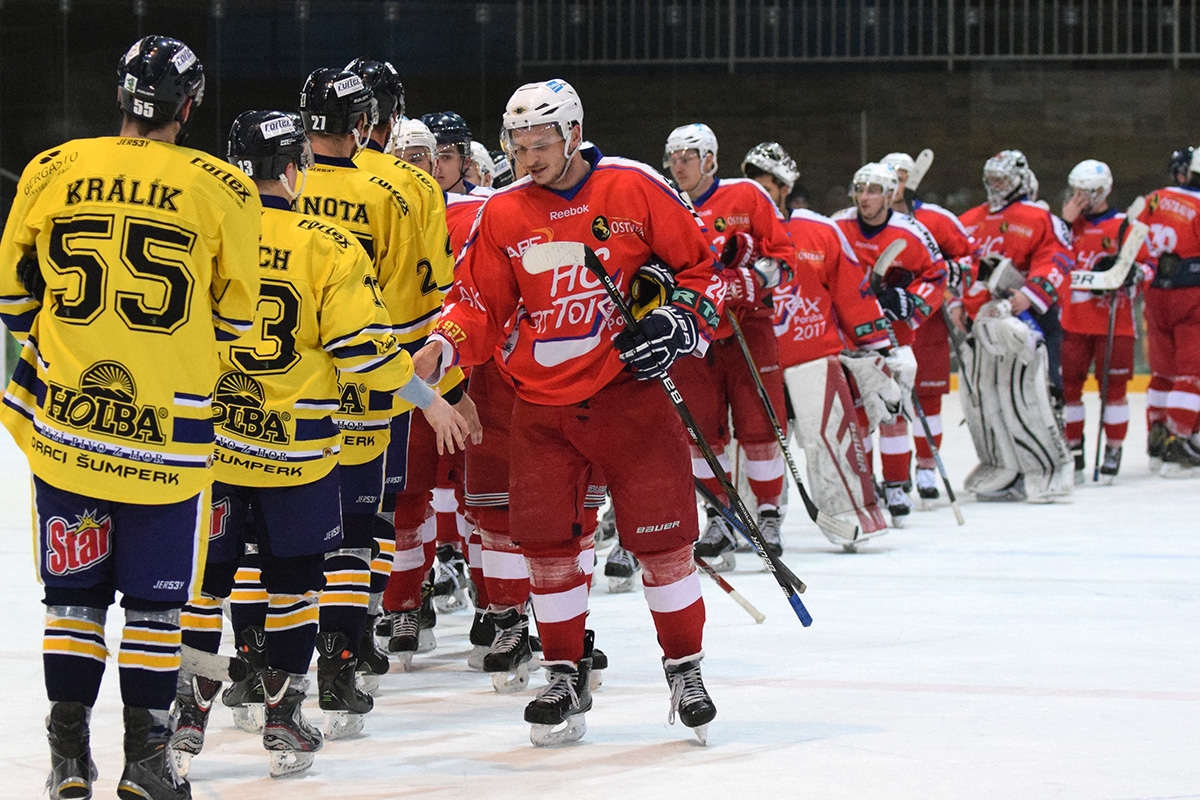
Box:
[908,148,934,190]
[521,241,586,274]
[873,238,908,279]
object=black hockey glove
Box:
[877,287,916,322]
[1089,255,1118,297]
[613,304,698,379]
[16,249,45,302]
[630,258,676,321]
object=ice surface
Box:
[1,392,1196,799]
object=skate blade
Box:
[699,553,735,573]
[1096,473,1116,486]
[391,652,415,672]
[607,575,635,594]
[230,704,264,734]
[467,646,488,672]
[416,629,437,654]
[589,668,604,691]
[170,748,195,779]
[529,714,586,747]
[1149,456,1164,472]
[490,662,531,694]
[690,723,710,746]
[889,514,908,528]
[322,710,365,740]
[434,591,470,614]
[269,750,316,778]
[356,672,380,696]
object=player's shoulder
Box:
[447,190,486,209]
[177,146,258,210]
[16,137,95,200]
[789,207,839,232]
[594,154,674,189]
[829,206,857,222]
[958,203,990,224]
[718,176,777,204]
[916,201,965,225]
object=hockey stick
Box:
[1093,292,1120,483]
[694,556,766,624]
[692,480,809,592]
[1070,198,1148,291]
[182,644,250,683]
[869,239,908,294]
[907,149,934,191]
[725,311,862,545]
[522,242,813,627]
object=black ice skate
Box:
[524,634,594,748]
[221,625,266,734]
[168,674,221,777]
[386,609,422,670]
[1071,440,1086,486]
[756,507,783,557]
[117,706,190,800]
[356,619,390,695]
[316,631,372,740]
[663,653,717,745]
[1098,444,1123,485]
[261,668,323,778]
[467,608,496,671]
[484,606,533,693]
[694,506,737,572]
[432,544,473,614]
[46,701,98,800]
[603,544,641,593]
[588,630,607,691]
[1148,421,1170,471]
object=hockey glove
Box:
[877,287,916,322]
[613,304,699,380]
[883,344,918,397]
[720,231,758,272]
[630,258,676,321]
[16,249,45,302]
[720,265,763,310]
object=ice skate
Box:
[220,625,266,734]
[484,606,533,693]
[385,609,423,670]
[1071,441,1086,486]
[975,474,1026,502]
[417,589,438,653]
[594,503,618,551]
[916,468,940,502]
[46,701,97,800]
[1097,444,1122,485]
[315,632,371,740]
[525,650,593,746]
[432,544,472,614]
[117,707,190,800]
[693,506,737,572]
[603,544,641,593]
[168,674,221,778]
[1160,434,1200,479]
[884,481,912,527]
[355,620,390,695]
[663,652,717,745]
[467,608,496,671]
[1148,421,1170,471]
[261,669,322,778]
[588,633,607,691]
[756,507,783,557]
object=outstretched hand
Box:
[423,394,471,455]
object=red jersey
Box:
[445,191,486,261]
[1138,186,1200,287]
[1062,209,1151,338]
[431,149,724,406]
[833,209,947,346]
[959,200,1074,317]
[913,200,975,261]
[689,177,795,336]
[772,209,890,368]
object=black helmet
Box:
[1169,146,1194,182]
[344,58,405,122]
[421,111,472,150]
[117,35,205,125]
[227,110,312,181]
[299,68,378,135]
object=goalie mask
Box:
[1169,146,1194,183]
[983,149,1036,212]
[664,123,718,176]
[227,110,313,200]
[1067,159,1113,209]
[741,142,799,192]
[117,35,205,139]
[501,79,584,162]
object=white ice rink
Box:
[1,391,1196,800]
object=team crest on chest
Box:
[713,217,727,232]
[591,216,611,241]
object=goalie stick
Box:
[1069,197,1148,292]
[726,310,864,546]
[694,556,766,624]
[521,241,813,627]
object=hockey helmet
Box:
[469,141,495,179]
[741,142,799,192]
[501,79,584,153]
[299,68,378,137]
[1067,159,1113,207]
[983,149,1036,212]
[490,149,514,187]
[664,123,718,174]
[117,35,205,125]
[345,58,405,122]
[851,162,900,198]
[881,152,917,179]
[393,118,437,154]
[422,111,473,154]
[227,110,312,179]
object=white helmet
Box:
[741,142,799,191]
[469,141,495,178]
[391,117,436,155]
[1067,159,1113,207]
[851,161,900,199]
[664,123,719,176]
[500,79,583,155]
[881,152,916,178]
[983,149,1037,211]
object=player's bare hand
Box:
[413,341,443,382]
[1007,291,1032,315]
[1060,189,1089,224]
[423,395,470,454]
[949,305,968,332]
[451,390,483,445]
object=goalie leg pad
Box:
[784,357,887,536]
[958,336,1021,494]
[996,344,1074,502]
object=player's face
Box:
[667,148,706,194]
[465,161,485,186]
[508,125,569,187]
[854,183,889,221]
[400,146,433,175]
[433,145,468,191]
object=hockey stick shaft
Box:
[908,387,965,525]
[1093,295,1120,482]
[694,556,766,623]
[182,644,250,683]
[725,311,862,543]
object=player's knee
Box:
[199,557,240,599]
[44,586,114,610]
[638,544,695,585]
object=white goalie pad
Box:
[974,309,1039,363]
[784,356,888,536]
[838,350,903,432]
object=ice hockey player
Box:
[422,111,492,197]
[392,117,437,177]
[957,150,1075,501]
[413,78,723,746]
[882,151,976,503]
[1058,159,1152,484]
[833,162,944,524]
[490,148,516,188]
[663,123,795,569]
[171,110,470,779]
[1137,148,1200,475]
[0,35,261,800]
[744,143,892,543]
[467,141,496,187]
